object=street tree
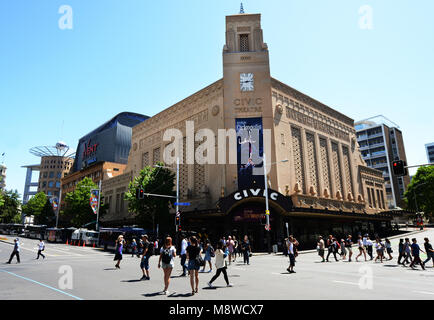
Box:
[0,189,22,223]
[125,162,175,235]
[22,192,54,225]
[404,165,434,219]
[63,177,100,227]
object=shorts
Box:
[386,248,392,254]
[188,259,200,271]
[161,262,173,269]
[140,256,150,270]
[346,247,352,253]
[288,253,295,267]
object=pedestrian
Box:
[201,240,214,273]
[409,238,425,270]
[423,238,434,267]
[222,237,226,246]
[374,238,384,263]
[326,235,338,262]
[187,236,201,295]
[137,237,144,257]
[158,236,176,295]
[114,235,125,269]
[366,237,374,260]
[385,238,393,260]
[179,235,188,276]
[355,235,367,262]
[140,235,152,280]
[237,238,243,258]
[207,241,233,288]
[340,239,347,260]
[241,235,251,265]
[293,237,299,261]
[317,236,325,262]
[226,236,235,265]
[286,236,296,273]
[36,239,45,260]
[6,238,21,264]
[131,238,138,257]
[403,238,413,266]
[154,239,159,256]
[232,236,238,262]
[345,235,353,262]
[397,239,405,265]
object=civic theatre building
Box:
[102,12,392,250]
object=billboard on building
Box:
[236,117,264,190]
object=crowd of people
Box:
[112,234,253,295]
[315,234,434,270]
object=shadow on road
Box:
[103,268,117,271]
[121,279,142,283]
[142,292,162,297]
[168,292,193,298]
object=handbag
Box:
[196,254,205,267]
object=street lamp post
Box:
[263,154,288,254]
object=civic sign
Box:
[174,202,190,206]
[90,189,99,214]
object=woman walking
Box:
[207,242,233,288]
[340,239,347,260]
[355,235,367,262]
[131,238,138,257]
[232,236,238,262]
[374,238,385,263]
[385,238,393,260]
[114,235,125,269]
[201,241,214,273]
[187,236,202,295]
[158,236,176,295]
[241,235,251,265]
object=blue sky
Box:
[1,0,433,199]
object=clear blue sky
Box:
[1,0,433,199]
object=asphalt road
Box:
[0,228,433,300]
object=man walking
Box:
[179,235,188,276]
[36,239,45,260]
[403,238,413,266]
[423,238,434,267]
[345,235,353,262]
[397,239,405,265]
[140,235,152,280]
[409,238,425,270]
[6,238,21,264]
[366,236,374,260]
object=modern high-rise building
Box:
[425,142,434,164]
[355,116,410,209]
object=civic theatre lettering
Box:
[234,189,279,201]
[286,107,350,142]
[234,97,263,113]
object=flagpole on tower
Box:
[240,2,245,14]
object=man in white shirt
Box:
[36,239,46,260]
[179,237,188,276]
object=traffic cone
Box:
[78,240,81,246]
[66,239,68,245]
[93,243,95,248]
[83,242,85,247]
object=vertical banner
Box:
[50,197,59,211]
[90,189,99,215]
[236,117,264,190]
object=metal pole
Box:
[263,153,271,254]
[176,157,180,232]
[96,180,101,231]
[56,189,62,229]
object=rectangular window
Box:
[371,188,377,208]
[49,172,54,178]
[367,187,372,207]
[376,189,382,209]
[239,34,249,52]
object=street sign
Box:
[175,202,191,206]
[265,209,270,215]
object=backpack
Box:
[161,248,172,264]
[210,246,215,258]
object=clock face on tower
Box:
[240,73,254,92]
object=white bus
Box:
[71,228,99,246]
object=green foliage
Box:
[22,192,46,217]
[125,162,176,233]
[0,189,22,223]
[62,177,100,227]
[404,166,434,218]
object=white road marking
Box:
[413,291,434,295]
[333,280,359,286]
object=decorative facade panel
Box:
[291,127,305,193]
[306,132,319,195]
[342,145,353,197]
[319,138,332,196]
[331,142,343,196]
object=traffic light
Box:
[175,211,181,232]
[392,160,407,176]
[136,186,145,199]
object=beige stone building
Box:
[101,11,391,250]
